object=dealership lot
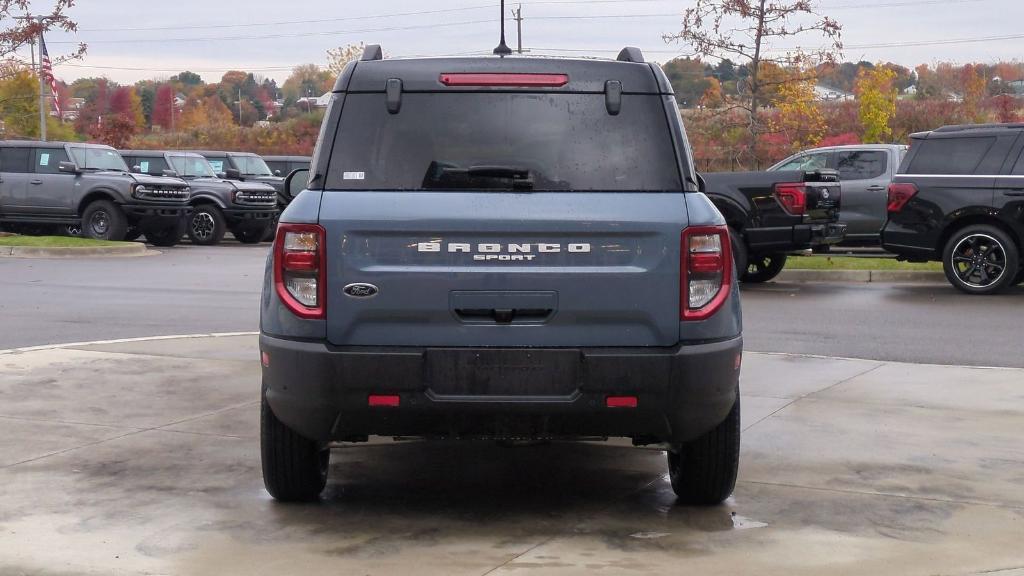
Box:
[1,333,1022,575]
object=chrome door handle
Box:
[866,185,886,191]
[30,179,42,185]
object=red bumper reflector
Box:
[368,394,400,407]
[439,72,569,87]
[606,396,638,408]
[261,351,270,368]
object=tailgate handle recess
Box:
[455,308,553,324]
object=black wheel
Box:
[742,253,787,283]
[145,219,186,247]
[729,227,747,281]
[187,205,226,246]
[668,391,740,505]
[82,200,128,241]
[942,224,1020,295]
[233,225,269,244]
[124,227,142,241]
[63,223,82,237]
[261,388,330,502]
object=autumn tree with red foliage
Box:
[151,85,175,130]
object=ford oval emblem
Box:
[343,283,379,298]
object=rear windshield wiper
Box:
[428,164,535,190]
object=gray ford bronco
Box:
[0,141,190,245]
[121,150,278,245]
[259,46,743,504]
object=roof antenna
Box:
[493,0,512,57]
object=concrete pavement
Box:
[1,334,1022,575]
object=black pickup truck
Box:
[702,170,844,282]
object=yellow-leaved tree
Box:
[855,66,897,143]
[769,74,825,152]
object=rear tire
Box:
[742,253,787,283]
[82,200,128,241]
[729,227,747,281]
[942,224,1020,295]
[145,219,186,247]
[124,227,142,241]
[261,388,330,502]
[187,205,226,246]
[668,392,740,506]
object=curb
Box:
[0,243,149,258]
[776,269,945,283]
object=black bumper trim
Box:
[260,334,743,444]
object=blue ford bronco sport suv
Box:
[260,46,743,504]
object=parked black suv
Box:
[0,141,190,245]
[882,123,1024,294]
[122,150,278,245]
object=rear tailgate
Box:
[320,191,688,347]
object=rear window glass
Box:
[325,92,682,191]
[836,150,887,180]
[907,137,995,175]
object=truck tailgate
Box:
[319,191,689,347]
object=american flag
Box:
[39,33,61,116]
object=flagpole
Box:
[37,17,46,141]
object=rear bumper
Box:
[260,334,742,445]
[746,222,846,252]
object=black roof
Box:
[188,150,261,157]
[913,123,1024,139]
[0,140,112,149]
[335,55,671,95]
[121,149,204,157]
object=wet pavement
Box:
[1,334,1022,575]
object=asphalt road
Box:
[1,244,1021,367]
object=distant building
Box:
[814,84,854,102]
[61,97,86,122]
[1007,80,1024,95]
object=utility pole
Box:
[36,16,46,142]
[513,4,523,54]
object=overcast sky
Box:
[35,0,1024,86]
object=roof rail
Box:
[361,44,384,62]
[616,47,645,64]
[933,122,1024,132]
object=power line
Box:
[59,0,987,38]
[75,0,670,33]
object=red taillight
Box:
[368,394,400,407]
[887,182,918,213]
[774,183,807,216]
[606,396,638,408]
[439,73,569,87]
[274,223,326,319]
[681,225,732,321]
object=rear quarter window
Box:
[907,137,995,175]
[324,92,682,191]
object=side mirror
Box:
[162,169,179,177]
[274,169,282,176]
[58,161,80,174]
[284,168,310,201]
[217,172,227,179]
[225,167,242,180]
[131,165,142,174]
